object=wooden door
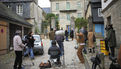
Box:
[0,21,7,55]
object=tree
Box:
[75,18,88,30]
[42,13,59,33]
[55,16,60,30]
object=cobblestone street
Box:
[0,39,85,69]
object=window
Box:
[77,2,81,9]
[56,3,59,10]
[107,16,111,25]
[7,5,12,10]
[78,13,81,18]
[67,14,70,20]
[98,8,103,17]
[66,2,70,10]
[16,5,23,16]
[7,5,11,8]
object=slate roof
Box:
[42,8,51,14]
[0,3,32,26]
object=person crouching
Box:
[48,40,61,65]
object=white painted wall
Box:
[101,0,113,10]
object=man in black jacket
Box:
[24,31,35,59]
[48,40,61,64]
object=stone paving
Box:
[0,39,85,69]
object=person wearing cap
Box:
[13,30,25,69]
[106,24,116,57]
[48,40,61,65]
[76,30,85,63]
[49,28,55,47]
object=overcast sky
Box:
[38,0,50,7]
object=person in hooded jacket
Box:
[13,30,25,69]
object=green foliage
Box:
[46,13,55,25]
[55,16,60,30]
[75,18,88,30]
[35,21,40,34]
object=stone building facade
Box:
[0,3,32,54]
[102,0,121,49]
[50,0,85,30]
[0,0,45,34]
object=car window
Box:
[33,36,41,42]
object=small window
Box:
[7,5,12,9]
[56,3,59,10]
[107,16,111,25]
[77,2,81,9]
[98,8,103,17]
[16,4,23,16]
[78,13,81,18]
[67,14,70,20]
[66,2,70,10]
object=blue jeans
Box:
[66,36,68,41]
[24,47,34,59]
[57,41,64,56]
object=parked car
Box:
[22,35,44,55]
[33,35,44,55]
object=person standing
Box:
[88,29,95,53]
[106,24,116,57]
[80,27,88,54]
[13,30,25,69]
[117,45,121,67]
[65,30,69,41]
[76,31,85,63]
[70,29,74,41]
[49,28,55,47]
[55,30,64,56]
[24,31,35,59]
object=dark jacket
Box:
[26,35,35,48]
[107,29,116,47]
[70,30,74,38]
[49,31,55,40]
[55,35,64,42]
[48,45,61,59]
[65,30,69,36]
[83,30,88,41]
[118,45,121,67]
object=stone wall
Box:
[103,0,121,55]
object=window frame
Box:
[16,4,23,16]
[67,14,70,21]
[98,8,103,17]
[56,3,59,10]
[77,2,81,9]
[66,2,70,10]
[78,13,81,18]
